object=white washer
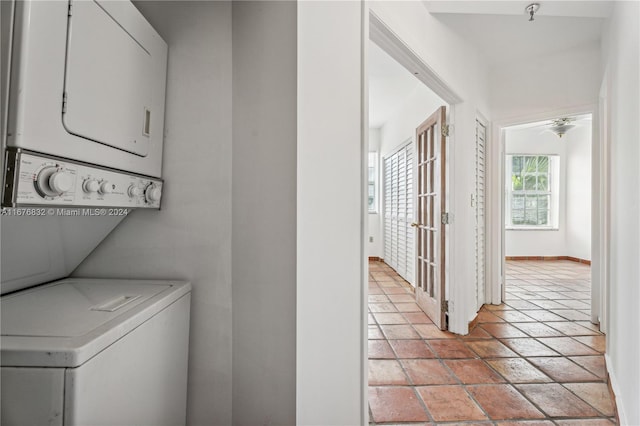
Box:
[1,279,191,426]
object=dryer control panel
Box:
[2,150,163,209]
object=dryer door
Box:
[62,0,155,157]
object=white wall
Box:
[370,1,491,333]
[490,42,602,122]
[379,85,446,158]
[73,2,233,424]
[368,128,383,258]
[600,2,640,424]
[504,126,567,256]
[231,2,296,424]
[566,123,592,261]
[297,2,364,424]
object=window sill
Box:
[506,227,559,231]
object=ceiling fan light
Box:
[526,3,540,21]
[550,123,575,138]
[549,118,576,138]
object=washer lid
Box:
[1,278,191,368]
[2,280,167,337]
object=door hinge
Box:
[442,300,449,312]
[441,212,451,225]
[62,92,67,113]
[442,124,450,137]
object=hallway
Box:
[368,260,616,424]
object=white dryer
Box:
[1,0,171,291]
[4,0,168,178]
[1,279,191,426]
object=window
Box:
[368,152,378,213]
[506,155,558,228]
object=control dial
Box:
[83,179,100,193]
[128,185,143,198]
[99,181,114,195]
[145,184,162,203]
[35,166,74,197]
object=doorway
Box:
[367,7,463,326]
[501,113,595,319]
[368,40,450,327]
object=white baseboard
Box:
[605,353,627,425]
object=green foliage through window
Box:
[508,155,553,226]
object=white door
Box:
[475,119,487,310]
[414,106,447,329]
[383,141,415,284]
[63,0,156,156]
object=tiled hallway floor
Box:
[368,260,617,425]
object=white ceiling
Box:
[424,1,608,66]
[506,112,592,131]
[368,42,423,128]
[369,2,608,128]
[424,1,614,18]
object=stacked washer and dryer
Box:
[1,1,191,425]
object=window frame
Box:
[505,154,559,230]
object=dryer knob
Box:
[49,171,74,195]
[145,185,162,203]
[99,181,114,195]
[83,179,100,193]
[128,185,143,198]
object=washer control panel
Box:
[3,150,163,208]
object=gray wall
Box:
[73,2,234,424]
[75,1,298,424]
[231,2,297,424]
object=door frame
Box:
[369,9,462,322]
[597,75,610,333]
[488,104,602,324]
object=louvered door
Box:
[383,142,414,284]
[476,119,487,310]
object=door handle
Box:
[411,222,420,228]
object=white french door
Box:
[414,106,447,329]
[383,141,415,284]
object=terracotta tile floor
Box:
[368,259,617,425]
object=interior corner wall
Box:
[369,1,491,333]
[379,85,446,159]
[601,2,640,424]
[368,128,383,258]
[297,2,364,424]
[72,2,233,424]
[231,1,296,424]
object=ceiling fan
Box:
[546,117,576,138]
